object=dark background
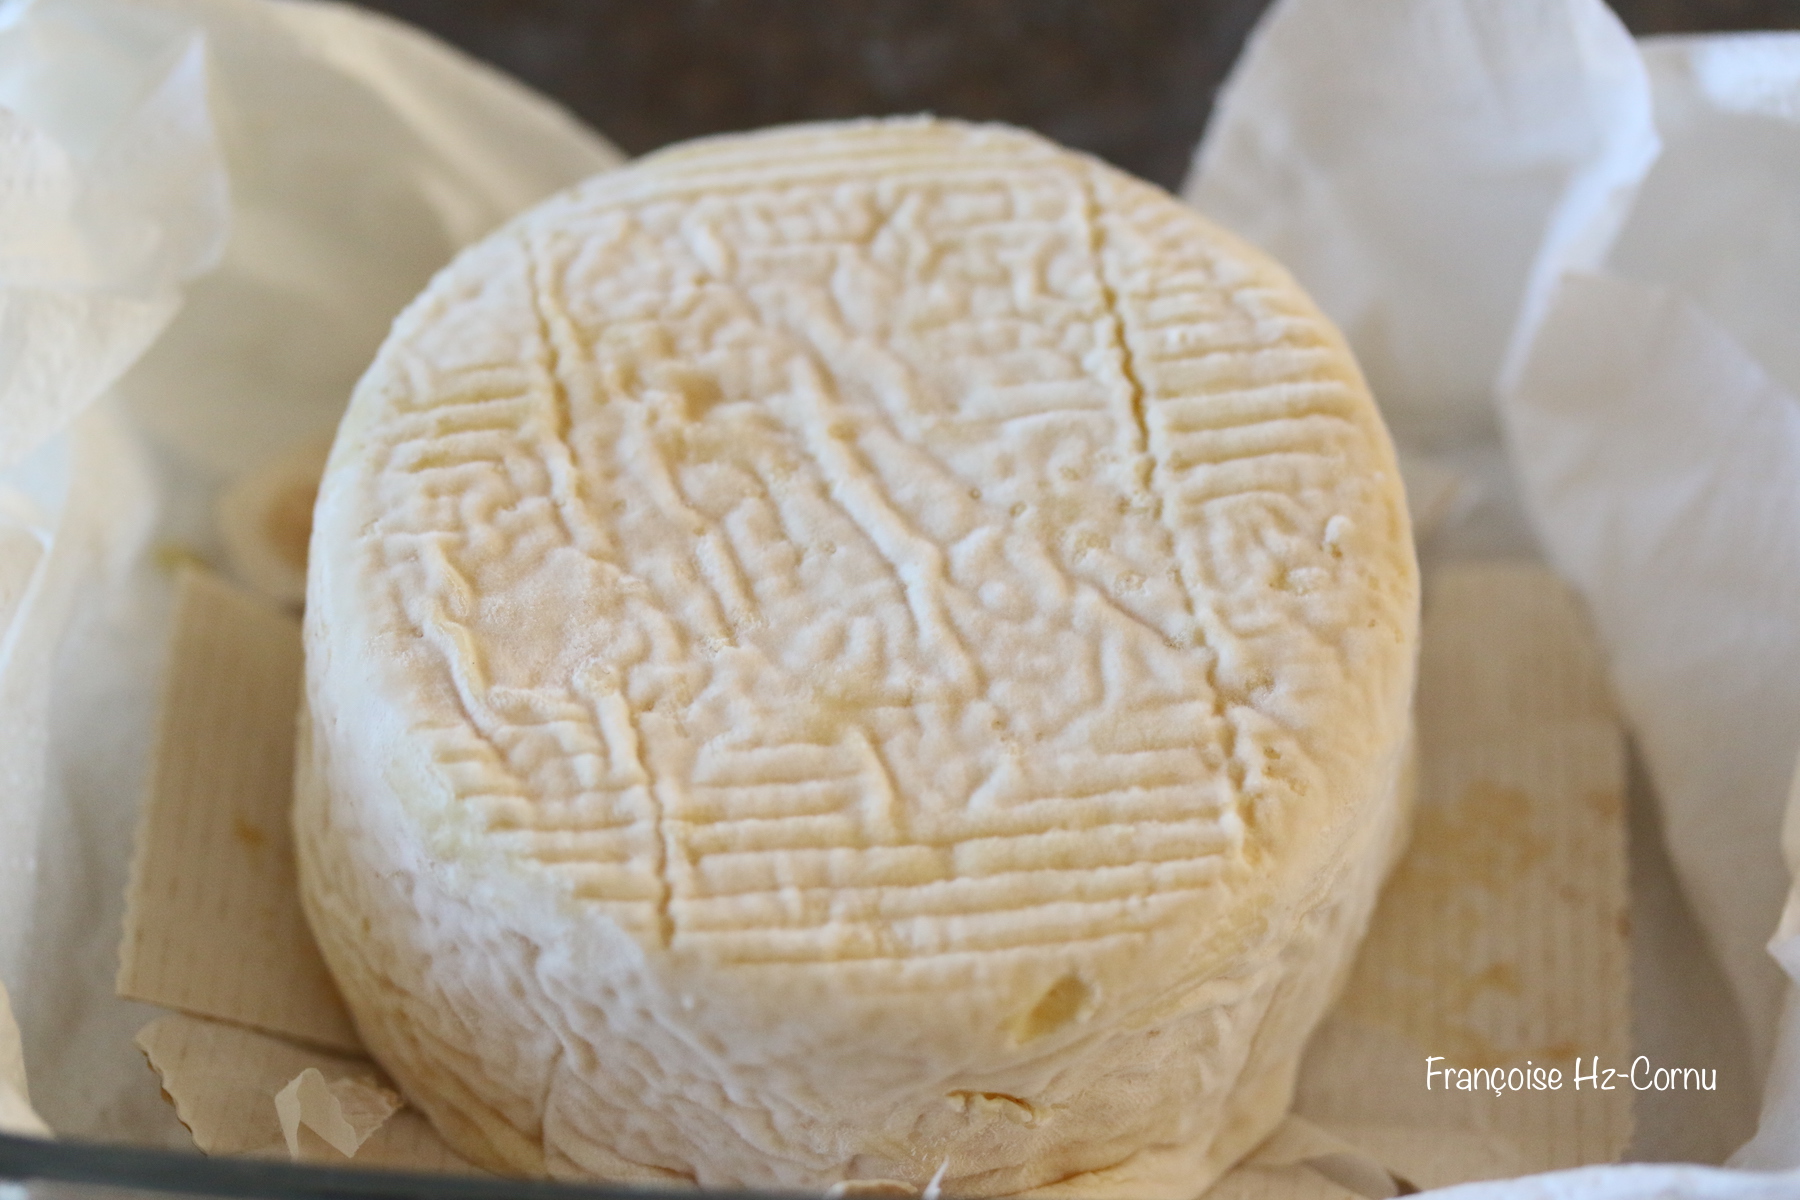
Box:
[349,1,1800,192]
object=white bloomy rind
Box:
[296,118,1418,1197]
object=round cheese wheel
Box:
[296,118,1418,1197]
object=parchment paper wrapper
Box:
[1187,0,1800,1191]
[0,0,621,1149]
[1495,38,1800,1174]
[0,984,46,1139]
[7,0,1800,1194]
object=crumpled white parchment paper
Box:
[1499,33,1800,1175]
[0,0,619,1147]
[273,1068,400,1161]
[0,982,46,1138]
[1188,0,1800,1192]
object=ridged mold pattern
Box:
[296,119,1418,1197]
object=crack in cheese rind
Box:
[296,118,1418,1197]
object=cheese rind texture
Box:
[295,118,1419,1196]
